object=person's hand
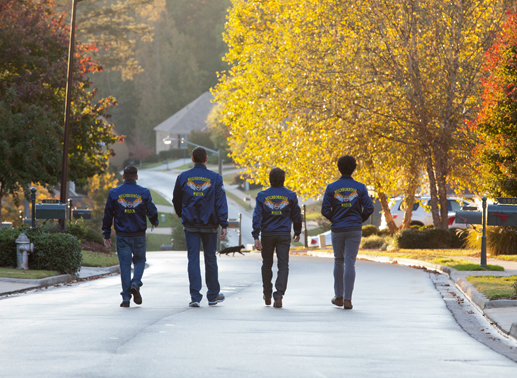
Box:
[293,234,300,243]
[254,239,263,251]
[220,228,227,241]
[104,238,111,249]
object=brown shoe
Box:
[273,298,283,308]
[263,295,271,306]
[343,300,353,310]
[331,297,344,307]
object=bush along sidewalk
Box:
[0,226,82,275]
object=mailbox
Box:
[36,203,67,219]
[487,204,517,226]
[227,220,240,229]
[72,209,92,220]
[455,210,482,225]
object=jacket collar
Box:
[194,163,207,169]
[124,180,137,185]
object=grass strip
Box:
[226,191,253,210]
[0,267,60,279]
[149,189,172,207]
[81,251,119,267]
[466,275,517,299]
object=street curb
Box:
[306,250,517,340]
[0,265,120,294]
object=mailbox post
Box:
[30,187,36,229]
[227,214,242,246]
[481,197,487,267]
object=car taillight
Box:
[448,216,455,226]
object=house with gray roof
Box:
[154,91,216,154]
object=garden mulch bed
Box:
[81,241,110,253]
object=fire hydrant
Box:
[15,233,34,270]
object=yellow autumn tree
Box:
[214,0,505,229]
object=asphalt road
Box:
[1,253,516,377]
[137,168,255,246]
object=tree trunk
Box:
[425,154,441,227]
[435,143,450,229]
[378,192,398,235]
[401,172,419,229]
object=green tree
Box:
[0,0,119,222]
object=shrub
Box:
[362,225,378,237]
[394,228,459,249]
[378,228,390,237]
[463,226,517,255]
[315,217,332,232]
[0,228,19,267]
[66,220,88,241]
[85,228,104,244]
[30,233,82,274]
[360,235,385,249]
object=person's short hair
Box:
[337,155,357,175]
[269,167,285,187]
[123,165,138,180]
[192,147,207,163]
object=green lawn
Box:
[431,258,504,271]
[149,189,171,206]
[466,275,517,299]
[81,251,119,267]
[147,212,178,228]
[226,191,254,210]
[146,234,174,251]
[0,267,60,279]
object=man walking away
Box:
[102,165,159,308]
[321,155,374,310]
[172,147,229,308]
[253,168,302,308]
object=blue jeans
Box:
[331,230,362,300]
[184,231,220,303]
[116,235,146,301]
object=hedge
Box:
[0,227,82,274]
[394,227,465,249]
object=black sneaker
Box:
[130,285,142,305]
[120,301,130,308]
[208,293,225,306]
[189,301,200,307]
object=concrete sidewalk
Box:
[308,250,517,342]
[0,265,120,296]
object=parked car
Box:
[308,230,332,247]
[379,196,477,230]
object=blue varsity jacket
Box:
[321,175,374,232]
[102,180,159,239]
[252,186,302,239]
[172,163,229,229]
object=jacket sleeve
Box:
[146,190,159,226]
[291,195,302,235]
[321,186,333,221]
[215,175,229,228]
[172,176,183,218]
[360,186,374,222]
[252,194,263,239]
[102,191,114,239]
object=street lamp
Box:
[163,137,223,176]
[59,0,83,229]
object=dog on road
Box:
[218,245,245,256]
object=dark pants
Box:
[116,235,146,301]
[261,234,291,300]
[184,231,220,303]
